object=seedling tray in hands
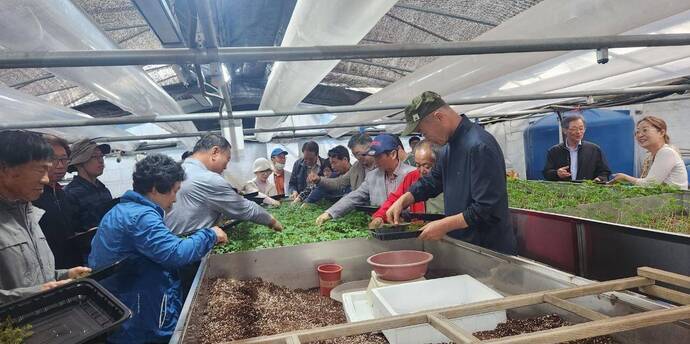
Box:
[0,279,131,344]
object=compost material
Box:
[473,314,616,343]
[196,278,386,344]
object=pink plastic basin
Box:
[366,250,433,281]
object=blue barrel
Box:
[523,109,635,180]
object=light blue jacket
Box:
[89,190,216,344]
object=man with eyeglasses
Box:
[32,135,84,268]
[307,133,376,196]
[543,114,611,182]
[64,139,114,232]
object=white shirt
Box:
[635,145,688,190]
[566,141,581,181]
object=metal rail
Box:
[92,121,404,143]
[2,85,688,131]
[2,34,690,68]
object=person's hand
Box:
[291,196,302,205]
[41,279,71,291]
[307,172,321,184]
[300,202,313,209]
[556,166,571,179]
[418,219,454,241]
[593,177,602,182]
[368,217,384,229]
[68,266,92,279]
[316,212,332,226]
[290,191,299,200]
[609,173,631,184]
[386,199,406,225]
[270,218,284,232]
[264,197,281,207]
[211,226,228,244]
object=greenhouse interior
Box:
[0,0,689,344]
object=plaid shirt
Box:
[64,175,114,231]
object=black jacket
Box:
[32,184,85,268]
[64,175,114,231]
[409,115,517,255]
[288,157,329,194]
[543,141,611,181]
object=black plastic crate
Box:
[370,224,423,241]
[354,205,379,214]
[0,279,131,344]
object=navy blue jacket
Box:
[409,116,517,254]
[89,191,216,343]
[288,157,329,194]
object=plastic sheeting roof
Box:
[327,0,690,137]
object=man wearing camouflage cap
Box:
[64,139,114,232]
[386,91,516,254]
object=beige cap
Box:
[67,139,110,173]
[252,157,273,173]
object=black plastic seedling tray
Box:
[370,224,423,240]
[354,205,379,214]
[0,279,131,344]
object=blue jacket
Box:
[89,191,216,344]
[409,115,517,255]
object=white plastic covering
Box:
[328,0,690,137]
[0,83,137,151]
[254,0,398,142]
[0,0,196,148]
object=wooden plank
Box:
[543,294,609,321]
[638,267,690,289]
[639,285,690,305]
[443,276,651,319]
[427,313,481,344]
[485,305,690,344]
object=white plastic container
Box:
[342,291,375,323]
[371,275,506,344]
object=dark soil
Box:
[195,278,386,344]
[473,314,616,343]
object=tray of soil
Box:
[189,278,387,344]
[354,205,379,214]
[0,279,131,344]
[370,222,424,241]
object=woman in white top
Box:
[242,158,280,206]
[611,116,688,190]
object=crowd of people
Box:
[0,91,687,343]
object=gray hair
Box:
[192,133,231,153]
[347,133,372,149]
[415,140,440,160]
[561,114,586,129]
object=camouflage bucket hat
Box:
[401,91,447,136]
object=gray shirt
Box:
[319,160,368,192]
[165,159,273,235]
[326,161,415,219]
[1,198,69,304]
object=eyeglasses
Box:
[90,154,104,162]
[54,157,70,166]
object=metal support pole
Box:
[2,34,690,68]
[1,84,687,130]
[92,121,403,143]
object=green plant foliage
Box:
[213,202,370,254]
[508,179,688,233]
[507,179,680,211]
[0,317,32,344]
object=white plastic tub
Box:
[371,275,506,344]
[342,291,376,323]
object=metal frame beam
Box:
[2,34,690,68]
[2,84,687,131]
[92,121,403,143]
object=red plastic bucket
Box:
[317,263,343,296]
